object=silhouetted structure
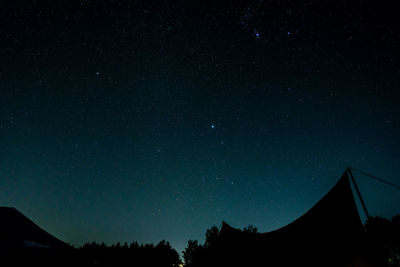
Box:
[0,206,68,249]
[0,207,73,266]
[211,172,378,266]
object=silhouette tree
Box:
[243,224,258,233]
[183,226,221,266]
[183,239,203,266]
[129,241,139,249]
[204,225,219,249]
[155,240,180,266]
[365,216,400,266]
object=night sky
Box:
[1,0,400,255]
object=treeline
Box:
[77,240,180,266]
[182,224,258,267]
[2,240,180,267]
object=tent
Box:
[0,206,68,249]
[214,171,377,266]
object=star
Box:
[211,124,215,129]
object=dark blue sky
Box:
[1,0,400,255]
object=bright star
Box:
[211,124,215,129]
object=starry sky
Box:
[1,0,400,255]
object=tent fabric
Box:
[216,173,370,266]
[0,207,68,249]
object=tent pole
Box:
[349,167,400,191]
[347,168,370,220]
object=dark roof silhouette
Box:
[0,207,68,249]
[215,172,375,266]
